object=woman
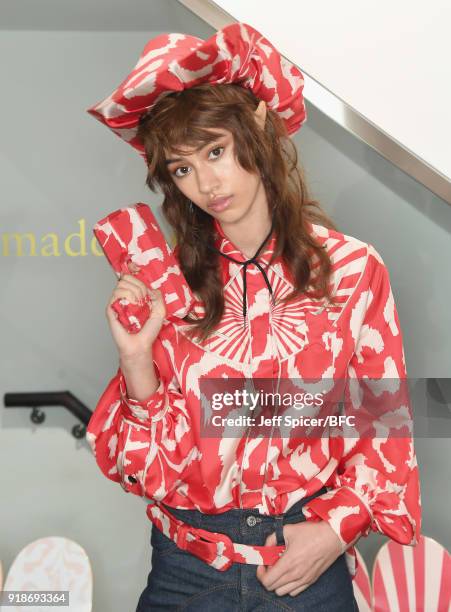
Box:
[86,23,421,611]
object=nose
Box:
[196,163,221,196]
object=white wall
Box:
[1,2,450,610]
[205,0,451,181]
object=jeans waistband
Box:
[161,486,328,530]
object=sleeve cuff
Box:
[302,486,373,550]
[118,368,166,423]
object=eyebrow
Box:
[165,136,227,166]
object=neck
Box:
[218,207,273,259]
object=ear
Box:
[254,100,267,130]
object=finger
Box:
[118,275,148,298]
[145,290,166,320]
[266,568,300,593]
[127,261,141,274]
[289,583,311,597]
[256,564,268,581]
[146,288,164,302]
[274,578,307,597]
[256,532,277,584]
[266,555,314,593]
[111,288,143,305]
[119,272,145,287]
[117,280,146,302]
[118,274,149,293]
[144,288,166,310]
[273,559,322,596]
[258,532,290,590]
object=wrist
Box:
[119,349,153,368]
[320,519,347,554]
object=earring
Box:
[189,200,194,214]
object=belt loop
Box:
[177,523,189,550]
[274,515,285,546]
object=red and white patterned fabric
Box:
[86,22,307,161]
[93,204,195,332]
[86,217,421,576]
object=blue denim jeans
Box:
[136,487,358,611]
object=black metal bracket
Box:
[3,392,93,439]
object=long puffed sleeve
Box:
[86,333,200,500]
[302,248,422,552]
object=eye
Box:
[173,165,190,178]
[171,145,225,179]
[209,146,224,160]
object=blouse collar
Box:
[211,217,277,268]
[207,215,278,328]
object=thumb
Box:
[256,530,278,580]
[265,531,278,547]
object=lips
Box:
[208,196,233,211]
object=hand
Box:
[256,520,344,597]
[105,261,167,359]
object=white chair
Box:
[372,535,451,612]
[3,536,93,611]
[352,547,373,612]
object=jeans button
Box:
[246,515,257,527]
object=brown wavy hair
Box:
[136,83,339,343]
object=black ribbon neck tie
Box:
[206,218,276,329]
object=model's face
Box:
[164,128,265,223]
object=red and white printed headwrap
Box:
[86,22,307,161]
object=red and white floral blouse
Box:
[86,217,421,576]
